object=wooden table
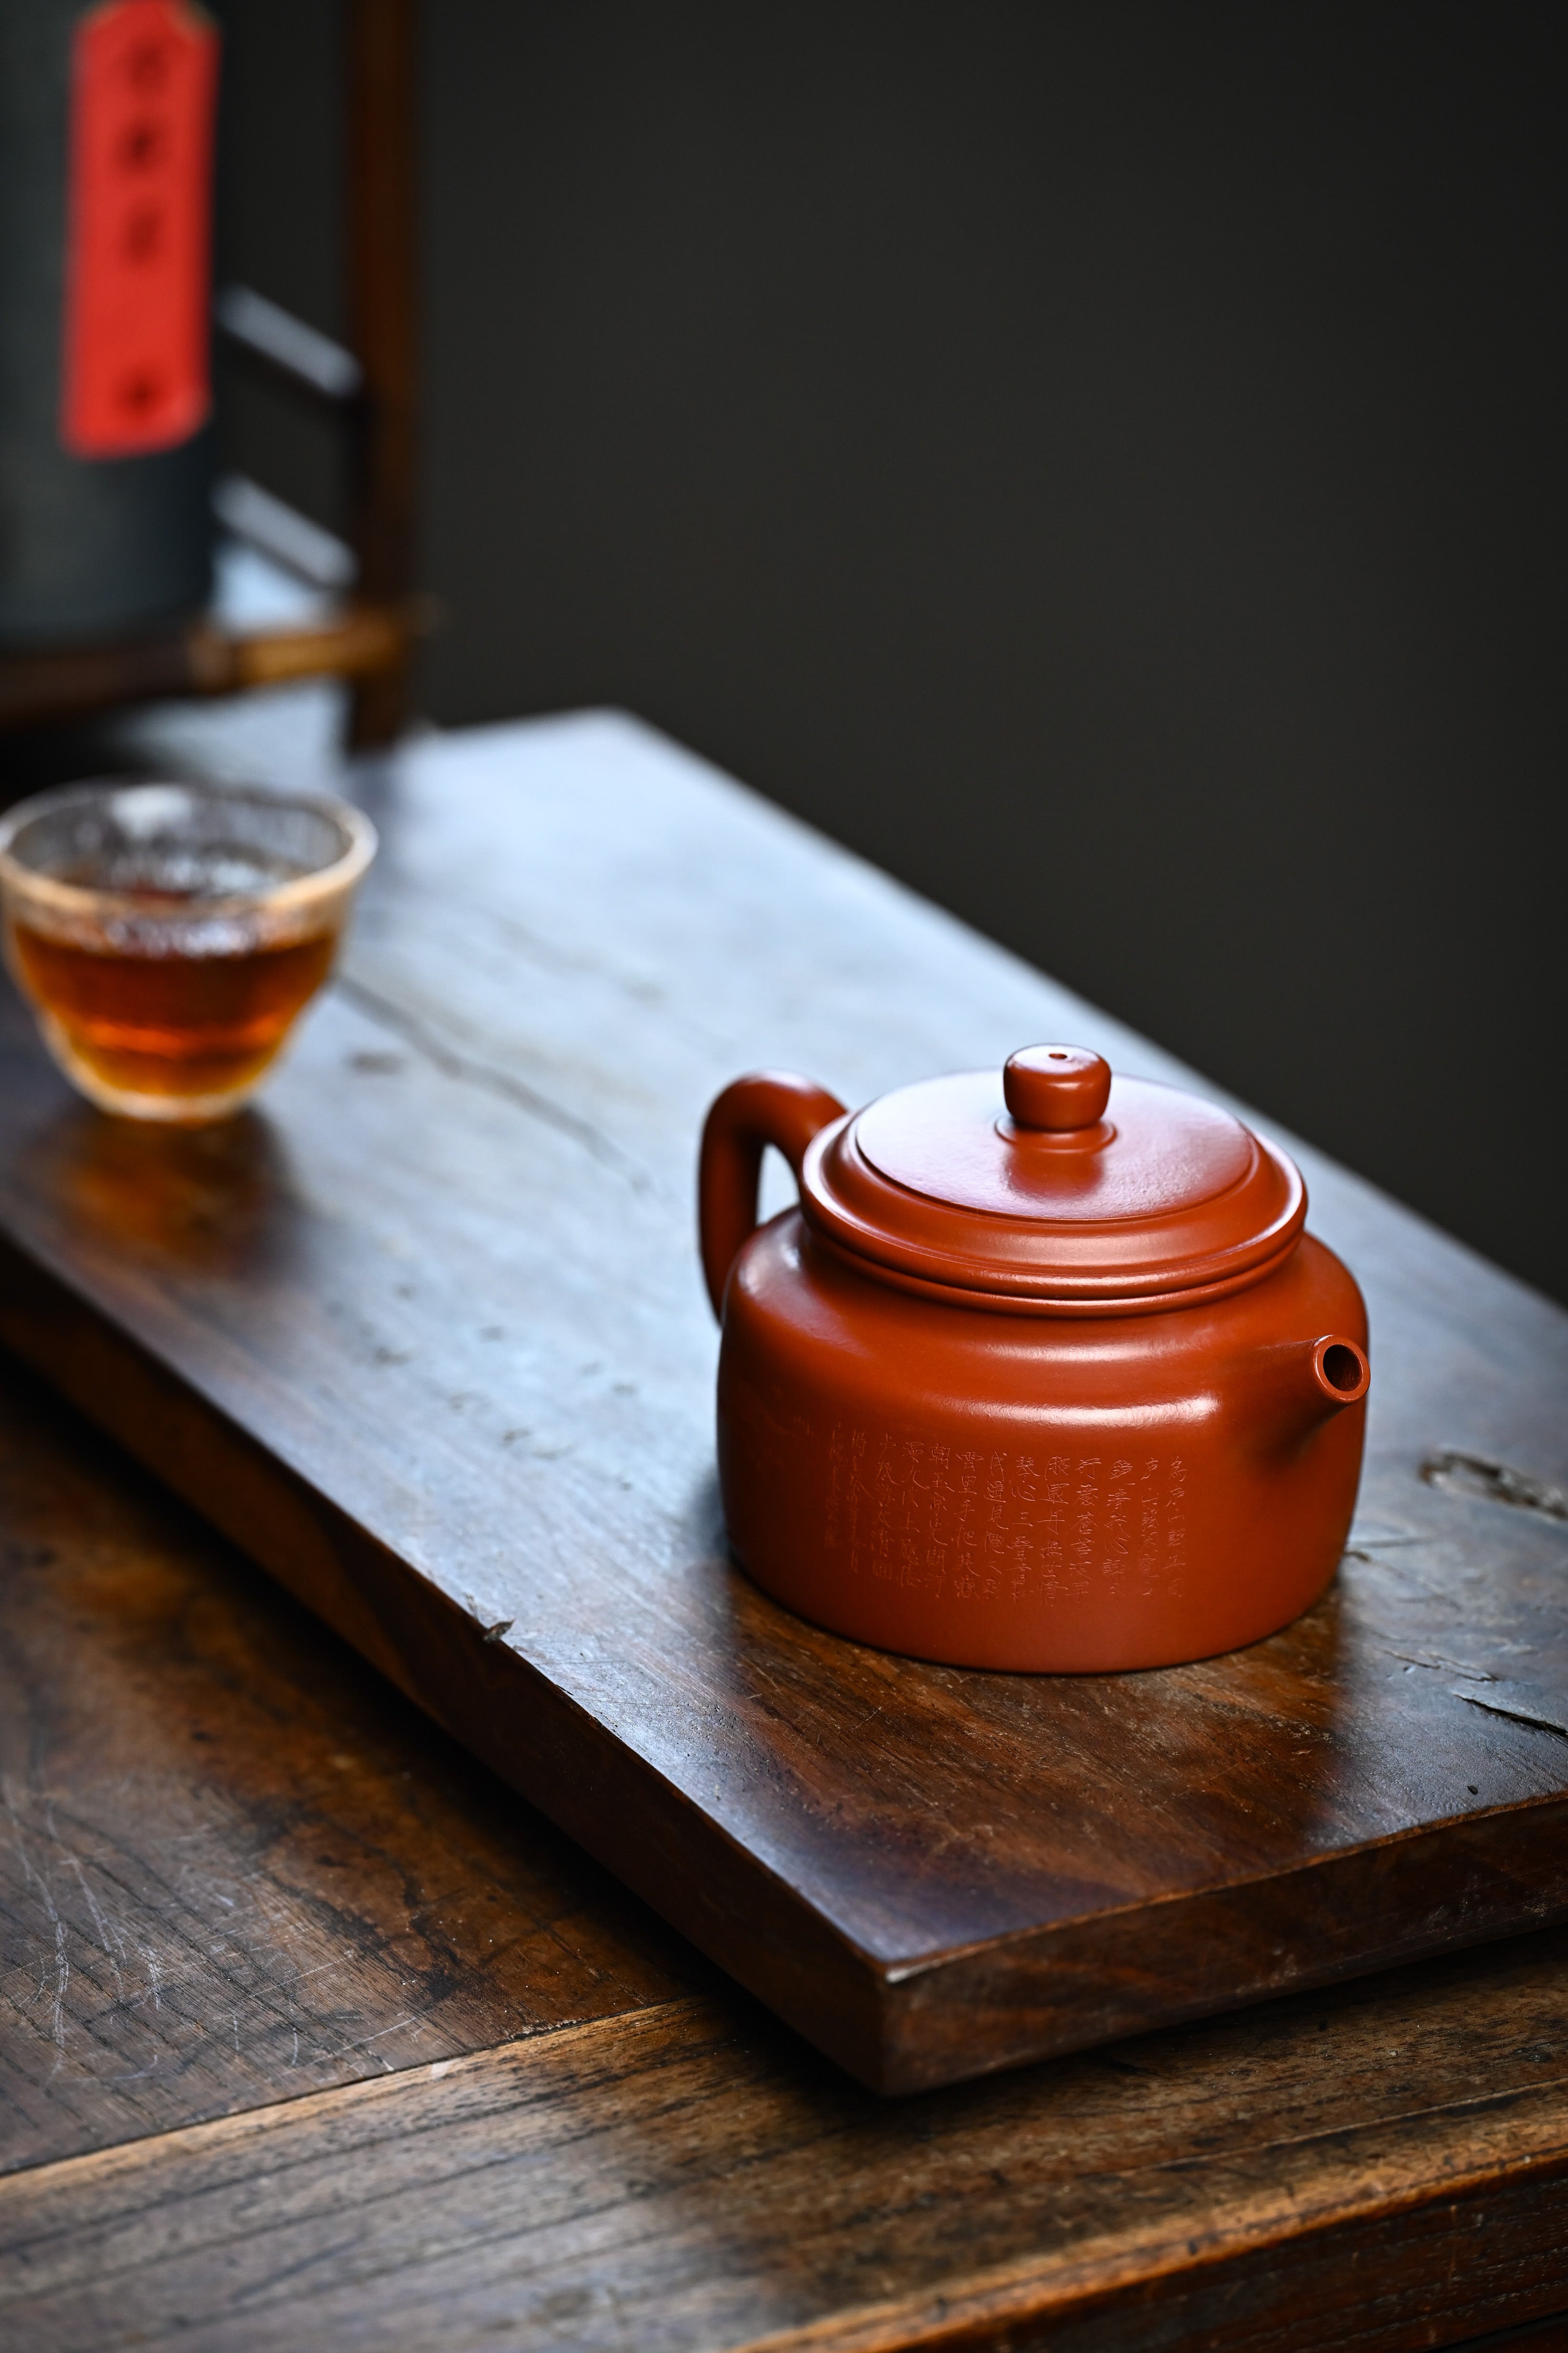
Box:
[3,1356,1568,2351]
[3,702,1568,2346]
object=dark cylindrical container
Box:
[0,0,214,647]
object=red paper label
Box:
[59,0,220,459]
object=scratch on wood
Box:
[63,1854,127,1999]
[335,2010,437,2064]
[335,971,656,1193]
[1423,1450,1568,1524]
[49,1921,68,2070]
[1450,1684,1568,1741]
[134,1944,165,2012]
[3,1781,70,2070]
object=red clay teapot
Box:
[700,1046,1369,1671]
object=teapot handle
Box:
[699,1072,847,1318]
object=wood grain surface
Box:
[0,1358,698,2171]
[3,1255,1567,2350]
[2,710,1566,2091]
[4,1932,1567,2351]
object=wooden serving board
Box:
[2,710,1566,2094]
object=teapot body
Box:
[702,1058,1370,1672]
[717,1214,1367,1673]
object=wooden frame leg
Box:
[346,0,418,750]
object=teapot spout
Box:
[1251,1332,1369,1450]
[1308,1335,1371,1412]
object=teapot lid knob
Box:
[1003,1044,1112,1131]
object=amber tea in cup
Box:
[0,781,376,1123]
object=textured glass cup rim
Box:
[0,779,377,928]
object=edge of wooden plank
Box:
[4,1988,1566,2353]
[0,1998,716,2208]
[729,2125,1568,2353]
[879,1803,1568,2091]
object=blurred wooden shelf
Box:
[0,601,418,734]
[0,0,419,752]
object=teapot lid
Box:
[799,1045,1306,1312]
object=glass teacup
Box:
[0,780,376,1124]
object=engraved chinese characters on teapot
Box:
[699,1048,1368,1671]
[823,1432,1191,1611]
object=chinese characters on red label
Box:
[60,0,220,458]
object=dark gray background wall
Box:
[213,2,1567,1307]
